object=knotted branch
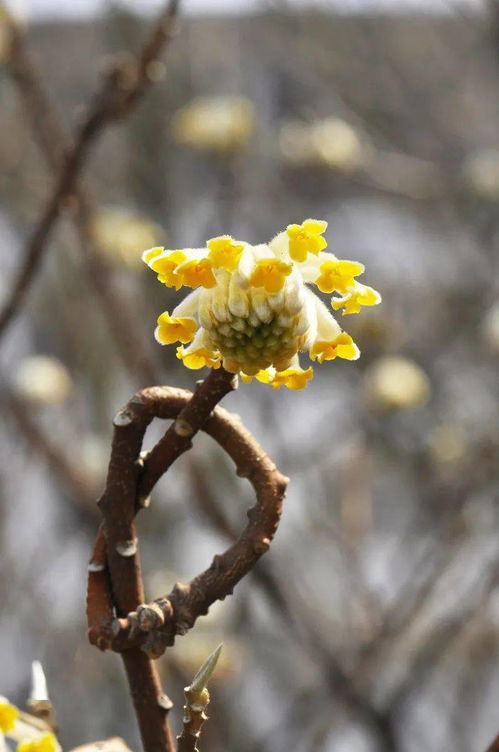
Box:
[86,368,288,752]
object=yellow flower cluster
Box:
[17,734,58,752]
[0,699,18,733]
[0,699,58,752]
[142,219,381,389]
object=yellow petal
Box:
[155,313,197,345]
[177,346,221,369]
[250,259,292,293]
[254,369,274,384]
[315,259,364,294]
[142,246,164,264]
[358,284,381,306]
[0,701,18,733]
[332,283,381,315]
[207,235,245,272]
[178,259,217,289]
[303,219,328,234]
[149,250,187,289]
[286,219,328,261]
[17,734,58,752]
[271,367,314,390]
[310,333,359,363]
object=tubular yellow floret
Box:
[332,283,382,315]
[177,258,217,289]
[177,346,221,370]
[207,236,245,272]
[286,219,328,262]
[315,259,364,294]
[250,259,293,293]
[147,249,187,289]
[155,312,197,345]
[310,333,360,363]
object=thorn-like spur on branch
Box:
[176,644,222,752]
[0,0,179,341]
[27,661,57,732]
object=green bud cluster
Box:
[208,313,301,374]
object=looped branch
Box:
[86,369,289,662]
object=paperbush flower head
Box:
[142,220,381,389]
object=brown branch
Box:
[86,370,288,752]
[87,376,395,749]
[486,734,499,752]
[0,0,179,344]
[95,383,287,656]
[3,15,164,384]
[87,370,233,752]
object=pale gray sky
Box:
[6,0,486,20]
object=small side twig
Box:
[176,644,222,752]
[26,661,57,732]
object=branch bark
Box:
[86,369,288,752]
[486,734,499,752]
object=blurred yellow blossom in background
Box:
[171,96,255,154]
[462,149,499,200]
[12,356,72,406]
[427,423,468,467]
[481,303,499,354]
[364,355,430,410]
[279,117,366,172]
[89,208,165,269]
